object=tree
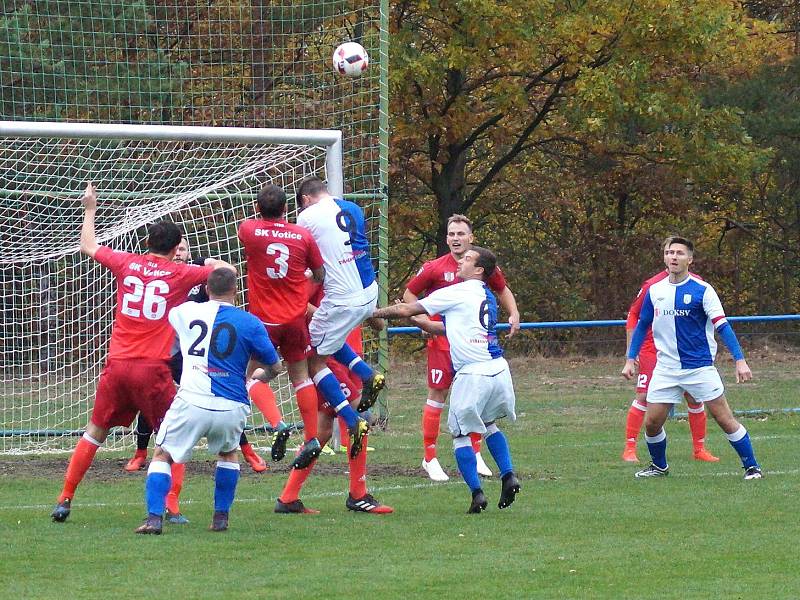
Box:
[391,0,778,256]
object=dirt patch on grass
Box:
[0,456,429,481]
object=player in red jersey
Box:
[402,214,520,482]
[51,182,233,522]
[238,184,325,469]
[123,237,276,478]
[622,260,719,463]
[273,300,393,515]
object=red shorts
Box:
[426,346,454,390]
[318,360,362,417]
[265,315,311,363]
[635,351,657,393]
[91,359,176,430]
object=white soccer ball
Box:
[332,42,369,77]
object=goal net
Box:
[0,120,347,453]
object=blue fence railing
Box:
[387,314,800,336]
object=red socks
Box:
[248,380,283,428]
[165,462,185,514]
[347,433,368,498]
[625,403,647,444]
[294,380,319,441]
[59,435,101,502]
[469,432,482,453]
[422,400,444,461]
[279,459,317,503]
[687,401,707,451]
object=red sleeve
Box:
[237,221,249,245]
[488,266,507,293]
[626,285,647,330]
[93,246,132,275]
[406,262,435,296]
[305,233,324,270]
[177,262,214,287]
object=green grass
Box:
[2,355,800,599]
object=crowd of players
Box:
[50,177,761,533]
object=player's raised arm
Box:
[374,301,428,320]
[79,182,100,258]
[203,257,236,273]
[496,285,520,338]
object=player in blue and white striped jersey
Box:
[136,268,283,534]
[374,247,520,514]
[293,176,384,465]
[622,236,762,480]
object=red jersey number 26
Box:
[121,276,169,320]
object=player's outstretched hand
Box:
[82,182,97,211]
[621,359,637,380]
[365,316,385,331]
[507,315,520,338]
[735,359,753,383]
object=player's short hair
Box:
[663,235,694,255]
[257,184,287,219]
[297,176,328,201]
[147,221,183,255]
[207,267,237,296]
[447,214,473,231]
[470,246,496,281]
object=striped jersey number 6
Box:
[121,276,169,320]
[266,243,290,279]
[479,300,490,330]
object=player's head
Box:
[256,184,287,219]
[296,176,329,209]
[207,267,238,300]
[147,221,183,258]
[458,246,496,282]
[173,237,190,263]
[446,214,474,259]
[663,235,694,275]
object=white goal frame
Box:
[0,120,346,452]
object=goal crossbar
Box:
[0,120,345,196]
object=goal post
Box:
[0,120,366,454]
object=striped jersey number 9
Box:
[335,210,355,246]
[266,243,290,279]
[479,300,490,330]
[121,276,169,320]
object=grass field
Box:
[2,354,799,599]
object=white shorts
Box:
[309,282,378,355]
[646,366,725,404]
[155,394,250,463]
[448,357,516,437]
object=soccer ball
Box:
[332,42,369,77]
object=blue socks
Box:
[454,440,481,492]
[314,367,359,428]
[333,344,374,382]
[145,460,172,516]
[645,429,668,469]
[214,461,240,513]
[727,425,759,469]
[485,425,513,477]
